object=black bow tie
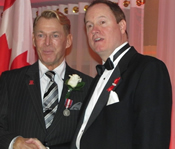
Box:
[96,43,130,76]
[96,58,114,76]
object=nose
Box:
[92,25,99,35]
[45,35,51,46]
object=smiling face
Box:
[85,3,127,61]
[33,17,72,70]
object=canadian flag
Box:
[0,0,37,75]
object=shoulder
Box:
[1,65,30,77]
[0,62,38,79]
[136,53,167,70]
[127,47,167,70]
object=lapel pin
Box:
[29,80,34,85]
[107,77,121,92]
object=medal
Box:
[63,109,70,116]
[63,99,73,117]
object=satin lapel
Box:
[26,61,46,131]
[80,74,100,115]
[84,66,121,132]
[118,47,137,75]
[71,74,100,143]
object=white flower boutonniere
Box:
[63,74,85,116]
[65,74,85,99]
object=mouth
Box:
[43,49,54,55]
[94,37,104,42]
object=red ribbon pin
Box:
[29,80,34,85]
[107,77,121,92]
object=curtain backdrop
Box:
[31,0,145,77]
[157,0,175,148]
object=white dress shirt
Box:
[76,42,130,149]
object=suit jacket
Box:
[71,47,172,149]
[0,61,92,149]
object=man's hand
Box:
[26,138,47,149]
[13,136,40,149]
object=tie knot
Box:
[96,58,114,76]
[45,71,55,82]
[104,58,114,70]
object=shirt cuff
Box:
[8,136,19,149]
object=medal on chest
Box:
[63,98,73,116]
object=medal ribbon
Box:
[107,77,121,92]
[65,99,73,109]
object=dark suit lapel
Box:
[55,64,70,117]
[84,66,121,132]
[118,47,137,76]
[70,74,100,147]
[79,74,100,116]
[26,61,46,131]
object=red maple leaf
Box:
[0,34,12,75]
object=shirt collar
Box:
[39,60,66,79]
[102,42,128,64]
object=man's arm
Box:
[0,73,17,148]
[133,60,172,149]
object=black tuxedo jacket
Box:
[0,61,92,149]
[71,47,172,149]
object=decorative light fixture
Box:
[56,8,59,12]
[123,0,130,7]
[113,2,118,5]
[84,5,89,12]
[73,6,79,13]
[64,7,68,14]
[136,0,145,6]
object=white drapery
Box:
[157,0,175,148]
[31,0,145,77]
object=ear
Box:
[66,34,73,49]
[32,33,36,47]
[118,20,127,34]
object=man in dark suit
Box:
[26,1,172,149]
[0,10,92,149]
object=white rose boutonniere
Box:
[63,74,85,116]
[67,74,82,88]
[65,74,85,99]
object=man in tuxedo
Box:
[0,10,92,149]
[70,0,171,149]
[25,0,172,149]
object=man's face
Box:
[85,3,125,61]
[33,17,72,70]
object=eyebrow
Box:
[35,31,60,34]
[85,15,107,25]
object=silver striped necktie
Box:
[43,71,58,129]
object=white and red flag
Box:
[0,0,37,75]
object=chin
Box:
[94,48,106,54]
